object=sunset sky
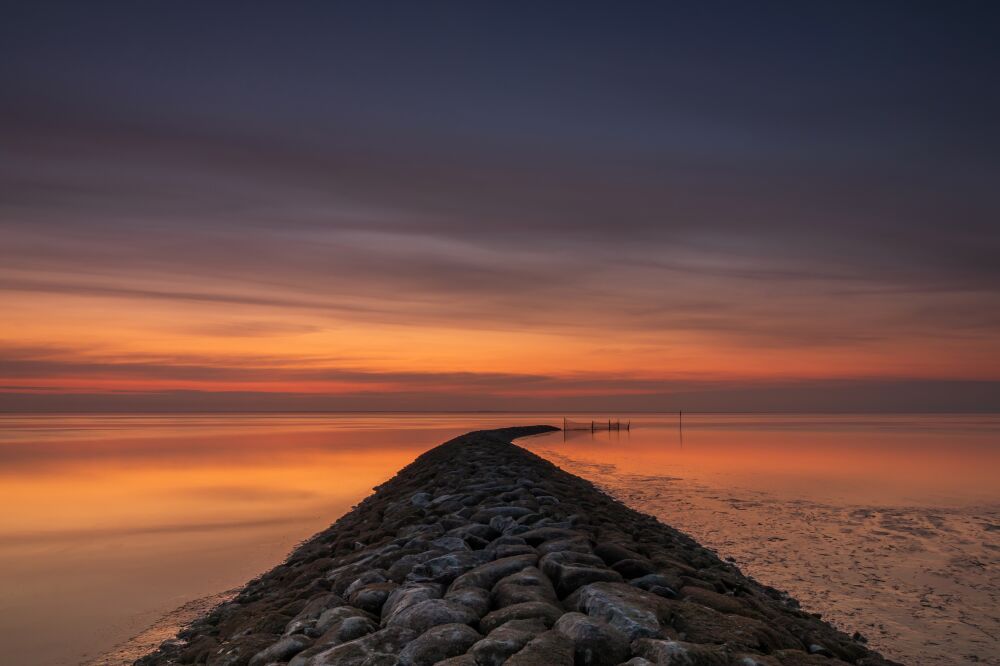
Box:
[2,2,998,411]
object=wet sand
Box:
[523,443,1000,665]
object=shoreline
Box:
[136,426,899,665]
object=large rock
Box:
[565,582,668,641]
[469,618,547,666]
[540,551,624,596]
[505,629,575,665]
[492,566,559,607]
[396,623,481,666]
[479,601,564,633]
[594,542,643,565]
[307,626,416,665]
[349,581,398,615]
[444,585,492,617]
[385,598,478,634]
[668,600,803,652]
[314,606,377,639]
[472,506,535,523]
[449,553,538,591]
[407,551,485,584]
[380,583,443,625]
[553,612,630,666]
[249,635,313,666]
[631,638,739,665]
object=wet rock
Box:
[380,583,443,625]
[554,612,630,666]
[540,550,624,596]
[396,623,481,666]
[316,613,379,646]
[518,527,581,546]
[611,558,657,579]
[434,656,478,665]
[385,598,478,634]
[479,601,564,633]
[492,566,559,607]
[630,574,679,599]
[680,586,757,619]
[505,629,575,665]
[407,550,484,584]
[307,626,416,665]
[349,581,397,615]
[249,634,312,666]
[594,543,644,565]
[284,593,345,635]
[429,536,471,552]
[345,570,390,597]
[632,638,733,665]
[490,514,518,533]
[492,543,538,559]
[668,600,801,652]
[388,551,445,582]
[472,506,535,523]
[410,492,432,508]
[314,606,375,636]
[566,582,667,641]
[449,553,538,591]
[207,635,275,666]
[444,585,492,617]
[470,618,547,666]
[537,536,593,555]
[447,523,498,543]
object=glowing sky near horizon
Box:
[1,3,998,411]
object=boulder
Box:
[632,638,734,666]
[248,635,312,666]
[449,554,538,591]
[349,581,397,616]
[492,566,559,607]
[470,618,547,666]
[444,585,492,617]
[385,598,478,634]
[380,583,443,625]
[565,582,667,641]
[553,612,630,666]
[307,626,416,665]
[479,601,564,633]
[407,551,485,584]
[396,623,481,666]
[505,629,575,665]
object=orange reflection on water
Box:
[543,414,1000,505]
[0,415,497,666]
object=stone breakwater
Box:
[137,426,901,666]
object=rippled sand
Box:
[528,447,1000,665]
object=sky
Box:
[1,2,999,412]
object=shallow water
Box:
[521,414,1000,665]
[0,413,996,665]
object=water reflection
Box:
[1,413,997,665]
[0,414,556,666]
[521,413,1000,665]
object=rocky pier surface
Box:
[137,426,901,666]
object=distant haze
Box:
[2,3,998,412]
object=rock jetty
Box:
[137,426,900,666]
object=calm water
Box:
[0,413,996,665]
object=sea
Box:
[0,413,996,665]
